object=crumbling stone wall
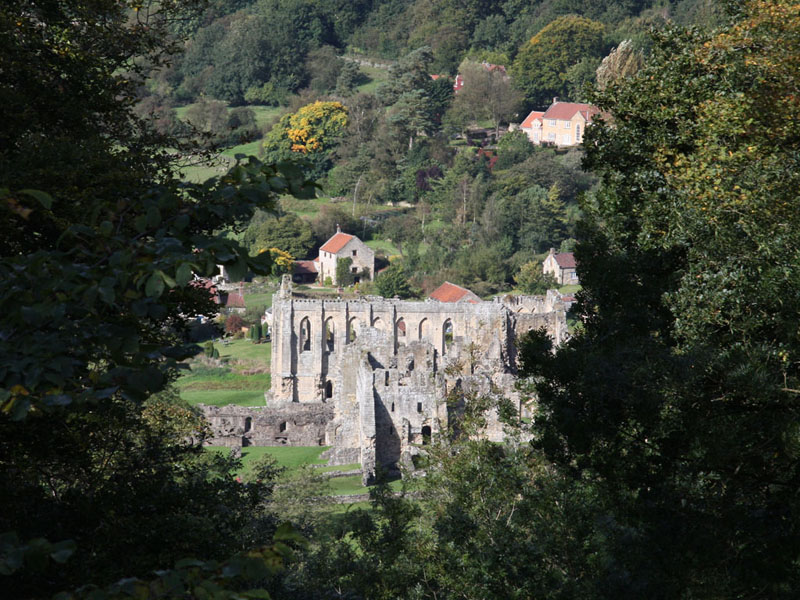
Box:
[201,404,332,447]
[206,276,566,482]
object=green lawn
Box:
[559,284,581,295]
[354,64,389,95]
[205,444,413,500]
[177,339,271,407]
[222,139,262,158]
[366,238,401,256]
[217,338,272,364]
[244,291,273,309]
[182,389,267,407]
[174,103,282,130]
[206,445,329,477]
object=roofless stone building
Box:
[203,276,567,484]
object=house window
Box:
[352,250,357,257]
[351,266,358,273]
[417,402,423,413]
[548,119,556,126]
[563,120,571,129]
[562,134,571,145]
[548,132,556,141]
[576,123,581,140]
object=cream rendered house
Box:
[521,99,601,147]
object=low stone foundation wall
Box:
[201,403,334,447]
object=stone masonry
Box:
[203,275,567,484]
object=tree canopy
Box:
[521,1,800,596]
[511,15,607,108]
[1,0,314,594]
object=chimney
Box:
[336,223,341,233]
[553,97,558,104]
[549,248,556,256]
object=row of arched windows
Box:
[298,317,455,354]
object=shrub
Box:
[225,314,245,334]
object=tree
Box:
[521,2,800,596]
[375,263,416,299]
[450,59,522,136]
[225,314,245,335]
[336,257,355,287]
[261,101,348,178]
[494,129,534,169]
[306,45,343,93]
[0,0,315,594]
[335,60,364,96]
[511,15,606,108]
[243,211,315,258]
[514,262,558,294]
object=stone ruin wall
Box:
[203,277,567,483]
[203,403,333,447]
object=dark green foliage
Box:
[243,211,315,258]
[335,60,365,95]
[494,129,535,169]
[520,4,800,596]
[375,263,417,298]
[336,257,355,286]
[514,261,558,294]
[306,45,344,93]
[511,15,607,108]
[0,1,314,594]
[185,99,260,148]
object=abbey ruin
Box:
[203,276,568,484]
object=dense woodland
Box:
[136,0,725,296]
[2,0,800,599]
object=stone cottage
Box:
[316,226,374,286]
[543,248,578,285]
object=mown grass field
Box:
[354,64,390,95]
[178,338,271,407]
[174,104,282,129]
[206,444,407,496]
[244,291,273,309]
[365,238,401,256]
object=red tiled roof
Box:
[482,62,506,74]
[429,281,475,303]
[543,102,600,123]
[225,292,245,308]
[191,278,219,303]
[520,110,544,128]
[320,232,354,254]
[293,259,318,275]
[555,252,577,268]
